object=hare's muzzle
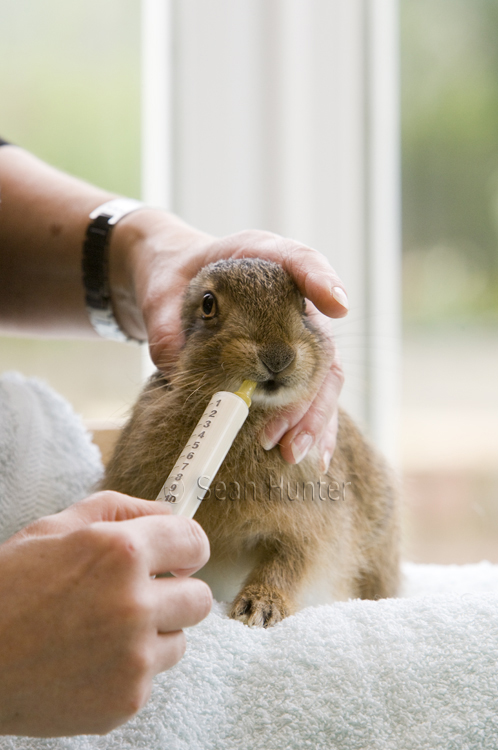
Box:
[258,341,295,375]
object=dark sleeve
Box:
[0,137,11,146]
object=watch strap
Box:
[82,198,146,343]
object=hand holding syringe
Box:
[156,380,257,518]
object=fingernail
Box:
[291,432,314,464]
[331,286,349,311]
[261,418,289,450]
[320,450,332,474]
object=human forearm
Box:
[0,145,115,336]
[0,145,208,340]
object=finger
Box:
[40,492,171,531]
[16,492,173,540]
[262,358,344,466]
[261,305,343,454]
[203,231,350,319]
[140,253,194,368]
[146,300,186,370]
[72,492,173,523]
[154,630,187,674]
[153,576,212,632]
[316,408,339,474]
[279,361,343,465]
[113,515,210,577]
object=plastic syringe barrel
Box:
[155,391,249,518]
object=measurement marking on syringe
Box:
[162,399,223,502]
[156,384,255,516]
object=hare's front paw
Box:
[229,584,290,627]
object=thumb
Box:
[17,491,171,539]
[72,491,172,523]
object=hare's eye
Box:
[202,292,217,319]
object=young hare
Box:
[103,259,399,627]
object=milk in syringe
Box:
[155,380,257,518]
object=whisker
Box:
[183,376,209,407]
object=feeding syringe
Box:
[155,380,257,518]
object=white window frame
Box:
[140,0,400,461]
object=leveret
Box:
[103,259,400,627]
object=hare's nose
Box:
[258,342,295,374]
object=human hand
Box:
[111,214,347,470]
[0,491,211,737]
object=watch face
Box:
[89,198,145,225]
[87,306,131,343]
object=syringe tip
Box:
[234,380,257,407]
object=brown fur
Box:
[103,259,400,627]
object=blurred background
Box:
[401,0,498,562]
[1,0,498,563]
[0,0,144,424]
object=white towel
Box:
[0,371,102,542]
[2,565,498,750]
[1,372,498,750]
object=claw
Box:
[229,586,290,627]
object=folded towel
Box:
[1,372,497,750]
[0,372,102,542]
[2,562,498,750]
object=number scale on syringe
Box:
[156,383,255,519]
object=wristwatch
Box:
[82,198,146,343]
